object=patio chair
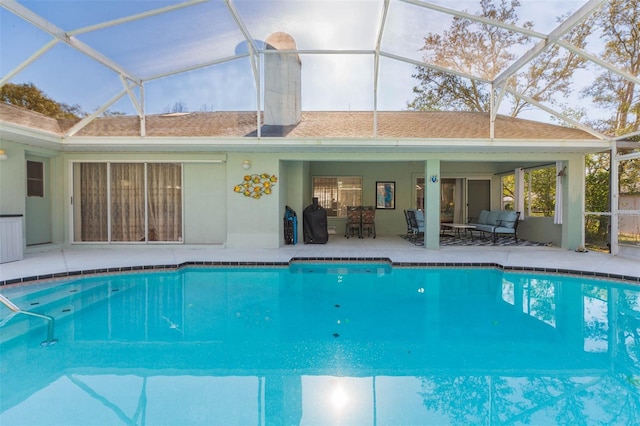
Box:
[415,209,425,231]
[345,206,362,238]
[403,210,413,238]
[406,209,425,243]
[361,206,376,238]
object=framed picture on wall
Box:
[376,181,395,209]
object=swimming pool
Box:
[1,264,639,425]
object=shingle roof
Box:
[1,103,597,140]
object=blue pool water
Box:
[1,265,639,425]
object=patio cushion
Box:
[498,210,518,228]
[477,210,490,224]
[486,211,501,226]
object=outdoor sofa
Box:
[467,210,520,244]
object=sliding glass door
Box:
[415,176,489,224]
[73,162,183,243]
[110,163,145,242]
[75,163,108,242]
[147,163,182,242]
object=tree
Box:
[585,153,611,246]
[408,0,591,116]
[502,168,557,217]
[510,13,591,117]
[164,100,188,113]
[0,82,82,119]
[581,0,640,248]
[528,168,556,216]
[582,0,640,137]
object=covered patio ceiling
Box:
[0,0,638,143]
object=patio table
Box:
[440,223,476,241]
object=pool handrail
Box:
[0,293,57,346]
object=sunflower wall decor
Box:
[233,173,278,199]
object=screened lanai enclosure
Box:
[0,0,639,255]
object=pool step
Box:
[0,279,138,345]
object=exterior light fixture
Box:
[242,160,251,170]
[0,149,7,160]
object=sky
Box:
[0,0,608,124]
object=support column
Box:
[424,159,441,250]
[562,155,585,250]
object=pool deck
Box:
[1,235,638,285]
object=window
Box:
[312,177,362,217]
[73,162,182,243]
[501,175,514,210]
[26,160,44,197]
[527,167,556,217]
[501,167,556,216]
[440,178,456,223]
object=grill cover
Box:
[302,199,328,244]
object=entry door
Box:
[25,157,52,245]
[467,180,491,222]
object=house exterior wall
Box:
[0,141,62,249]
[184,162,227,244]
[280,160,305,246]
[59,152,227,246]
[0,141,27,217]
[225,153,282,248]
[0,137,594,252]
[518,218,562,246]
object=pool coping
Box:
[1,257,638,286]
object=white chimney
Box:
[264,32,301,126]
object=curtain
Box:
[110,163,145,242]
[515,168,525,220]
[80,163,108,241]
[312,177,338,215]
[554,161,563,224]
[147,163,182,241]
[453,178,464,223]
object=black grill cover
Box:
[302,199,328,244]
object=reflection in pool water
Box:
[1,265,639,425]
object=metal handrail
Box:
[0,293,58,346]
